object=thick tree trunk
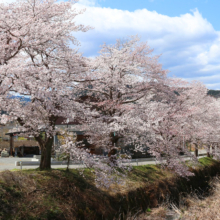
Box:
[37,136,54,170]
[17,116,57,170]
[107,132,119,164]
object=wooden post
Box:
[194,143,198,157]
[206,144,211,157]
[9,134,14,156]
[211,143,215,156]
[21,146,24,157]
[15,147,18,157]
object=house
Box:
[3,116,98,157]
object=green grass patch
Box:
[198,157,218,166]
[127,164,172,185]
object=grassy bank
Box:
[0,157,219,220]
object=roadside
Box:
[0,149,207,171]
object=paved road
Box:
[0,150,207,171]
[0,157,84,171]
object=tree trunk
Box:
[107,132,118,164]
[66,155,70,171]
[38,136,54,170]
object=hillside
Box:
[207,89,220,98]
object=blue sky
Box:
[73,0,220,89]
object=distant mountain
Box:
[1,96,31,116]
[9,95,31,103]
[3,91,220,107]
[207,90,220,98]
[8,91,220,102]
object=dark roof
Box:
[5,131,22,136]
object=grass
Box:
[142,176,220,220]
[125,165,172,190]
[179,178,220,220]
[198,156,218,166]
[0,157,220,219]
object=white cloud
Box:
[73,3,220,89]
[0,0,16,3]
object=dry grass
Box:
[0,169,101,220]
[178,177,220,220]
[0,165,175,220]
[114,206,169,220]
[140,206,168,220]
[140,176,220,220]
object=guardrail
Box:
[15,160,85,170]
[15,151,208,169]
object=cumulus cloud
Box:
[0,0,16,3]
[73,2,220,89]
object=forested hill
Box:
[9,95,31,103]
[207,90,220,98]
[1,91,220,109]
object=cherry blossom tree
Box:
[0,0,91,169]
[138,81,212,175]
[199,95,220,159]
[75,36,170,157]
[137,80,220,176]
